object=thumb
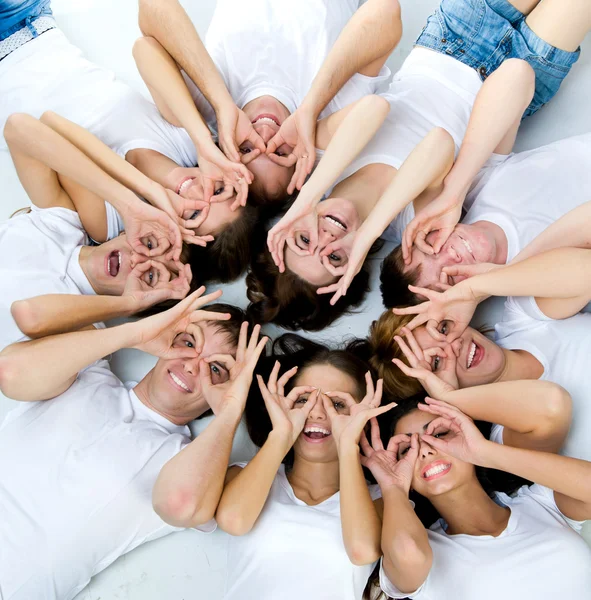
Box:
[431,228,452,255]
[266,131,283,155]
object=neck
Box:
[332,164,395,223]
[133,372,194,427]
[287,455,340,504]
[497,348,544,382]
[78,245,100,294]
[430,478,510,536]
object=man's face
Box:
[147,323,237,423]
[405,224,496,288]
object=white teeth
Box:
[117,251,121,270]
[467,342,476,368]
[178,178,194,196]
[170,372,190,392]
[253,116,279,126]
[304,426,331,435]
[325,216,346,231]
[460,237,473,256]
[424,463,450,478]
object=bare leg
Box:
[506,0,543,16]
[526,0,591,52]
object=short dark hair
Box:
[385,395,530,527]
[246,246,371,331]
[247,177,294,212]
[380,244,422,308]
[188,204,263,285]
[244,334,387,467]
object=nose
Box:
[254,123,276,144]
[444,243,462,264]
[184,181,204,202]
[130,252,149,269]
[419,437,437,459]
[182,353,202,376]
[317,227,337,247]
[450,337,463,357]
[307,391,328,421]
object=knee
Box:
[502,58,535,86]
[132,35,161,59]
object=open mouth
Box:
[303,426,332,443]
[177,177,195,196]
[422,462,451,481]
[466,341,484,369]
[168,370,192,393]
[105,250,121,277]
[324,215,347,232]
[252,114,280,127]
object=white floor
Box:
[0,1,590,598]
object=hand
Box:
[266,195,319,272]
[418,397,489,465]
[392,282,478,341]
[442,262,501,285]
[199,323,268,416]
[120,198,183,262]
[257,362,319,448]
[131,287,230,359]
[323,373,396,451]
[163,189,215,246]
[401,186,466,264]
[123,261,192,311]
[266,107,316,195]
[316,231,372,305]
[198,140,253,209]
[392,328,459,396]
[360,419,419,494]
[216,103,266,163]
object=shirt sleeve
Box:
[489,423,505,445]
[379,557,426,599]
[522,484,586,532]
[104,201,125,240]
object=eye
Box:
[329,253,340,263]
[433,429,450,439]
[399,445,410,458]
[144,269,158,287]
[173,333,195,348]
[239,146,251,154]
[213,187,224,196]
[332,400,346,410]
[209,362,229,385]
[188,210,202,220]
[432,356,441,372]
[274,150,286,157]
[438,321,450,336]
[147,240,153,250]
[300,235,310,246]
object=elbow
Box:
[215,507,254,537]
[382,532,432,573]
[346,541,382,566]
[4,112,35,147]
[11,300,42,339]
[373,0,402,51]
[533,383,573,443]
[152,487,213,529]
[0,351,20,400]
[132,35,159,64]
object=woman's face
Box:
[291,363,361,463]
[393,409,475,498]
[411,325,505,388]
[283,197,362,286]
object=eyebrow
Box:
[402,418,436,437]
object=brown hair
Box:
[380,244,422,308]
[247,177,294,211]
[188,203,263,284]
[367,309,424,400]
[246,246,371,331]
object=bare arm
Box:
[440,380,572,453]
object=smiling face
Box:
[80,233,182,295]
[144,323,237,424]
[284,197,362,287]
[411,325,506,388]
[241,96,294,202]
[291,363,361,463]
[405,223,500,288]
[394,408,476,498]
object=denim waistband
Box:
[0,14,56,61]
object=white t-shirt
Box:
[223,463,381,600]
[0,360,213,600]
[183,0,391,131]
[0,204,123,351]
[0,29,196,167]
[379,484,591,600]
[493,296,591,461]
[325,48,482,245]
[463,133,591,262]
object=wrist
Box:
[120,294,142,316]
[476,439,503,469]
[337,437,361,457]
[267,429,294,456]
[381,481,411,499]
[299,97,321,121]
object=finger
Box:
[246,323,262,355]
[268,360,282,394]
[256,373,274,404]
[301,389,319,419]
[369,402,398,419]
[431,229,451,255]
[199,358,214,390]
[394,335,419,368]
[369,416,384,451]
[392,358,422,380]
[266,132,284,155]
[322,393,338,420]
[401,221,418,264]
[426,319,446,342]
[324,391,358,408]
[202,177,215,205]
[244,335,269,373]
[190,309,231,323]
[414,230,436,255]
[277,366,298,395]
[316,281,341,296]
[267,153,297,168]
[295,158,309,191]
[186,288,224,312]
[424,396,463,415]
[363,371,375,405]
[186,322,205,353]
[406,433,420,462]
[373,379,383,407]
[359,428,373,456]
[241,149,262,166]
[235,321,249,364]
[285,385,316,403]
[386,433,410,453]
[248,129,267,154]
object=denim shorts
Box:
[0,0,52,41]
[415,0,581,117]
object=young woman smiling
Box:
[153,334,397,600]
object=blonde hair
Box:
[10,207,32,218]
[367,309,424,400]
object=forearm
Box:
[13,113,139,217]
[467,248,591,302]
[40,111,162,208]
[133,37,214,150]
[362,128,455,242]
[443,59,535,199]
[138,0,233,112]
[512,201,591,264]
[302,95,389,203]
[302,0,400,117]
[215,432,289,535]
[126,149,184,191]
[381,485,431,593]
[11,294,138,339]
[339,444,382,565]
[481,441,591,504]
[0,322,135,401]
[442,380,571,451]
[153,406,243,527]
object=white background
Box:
[0,1,589,598]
